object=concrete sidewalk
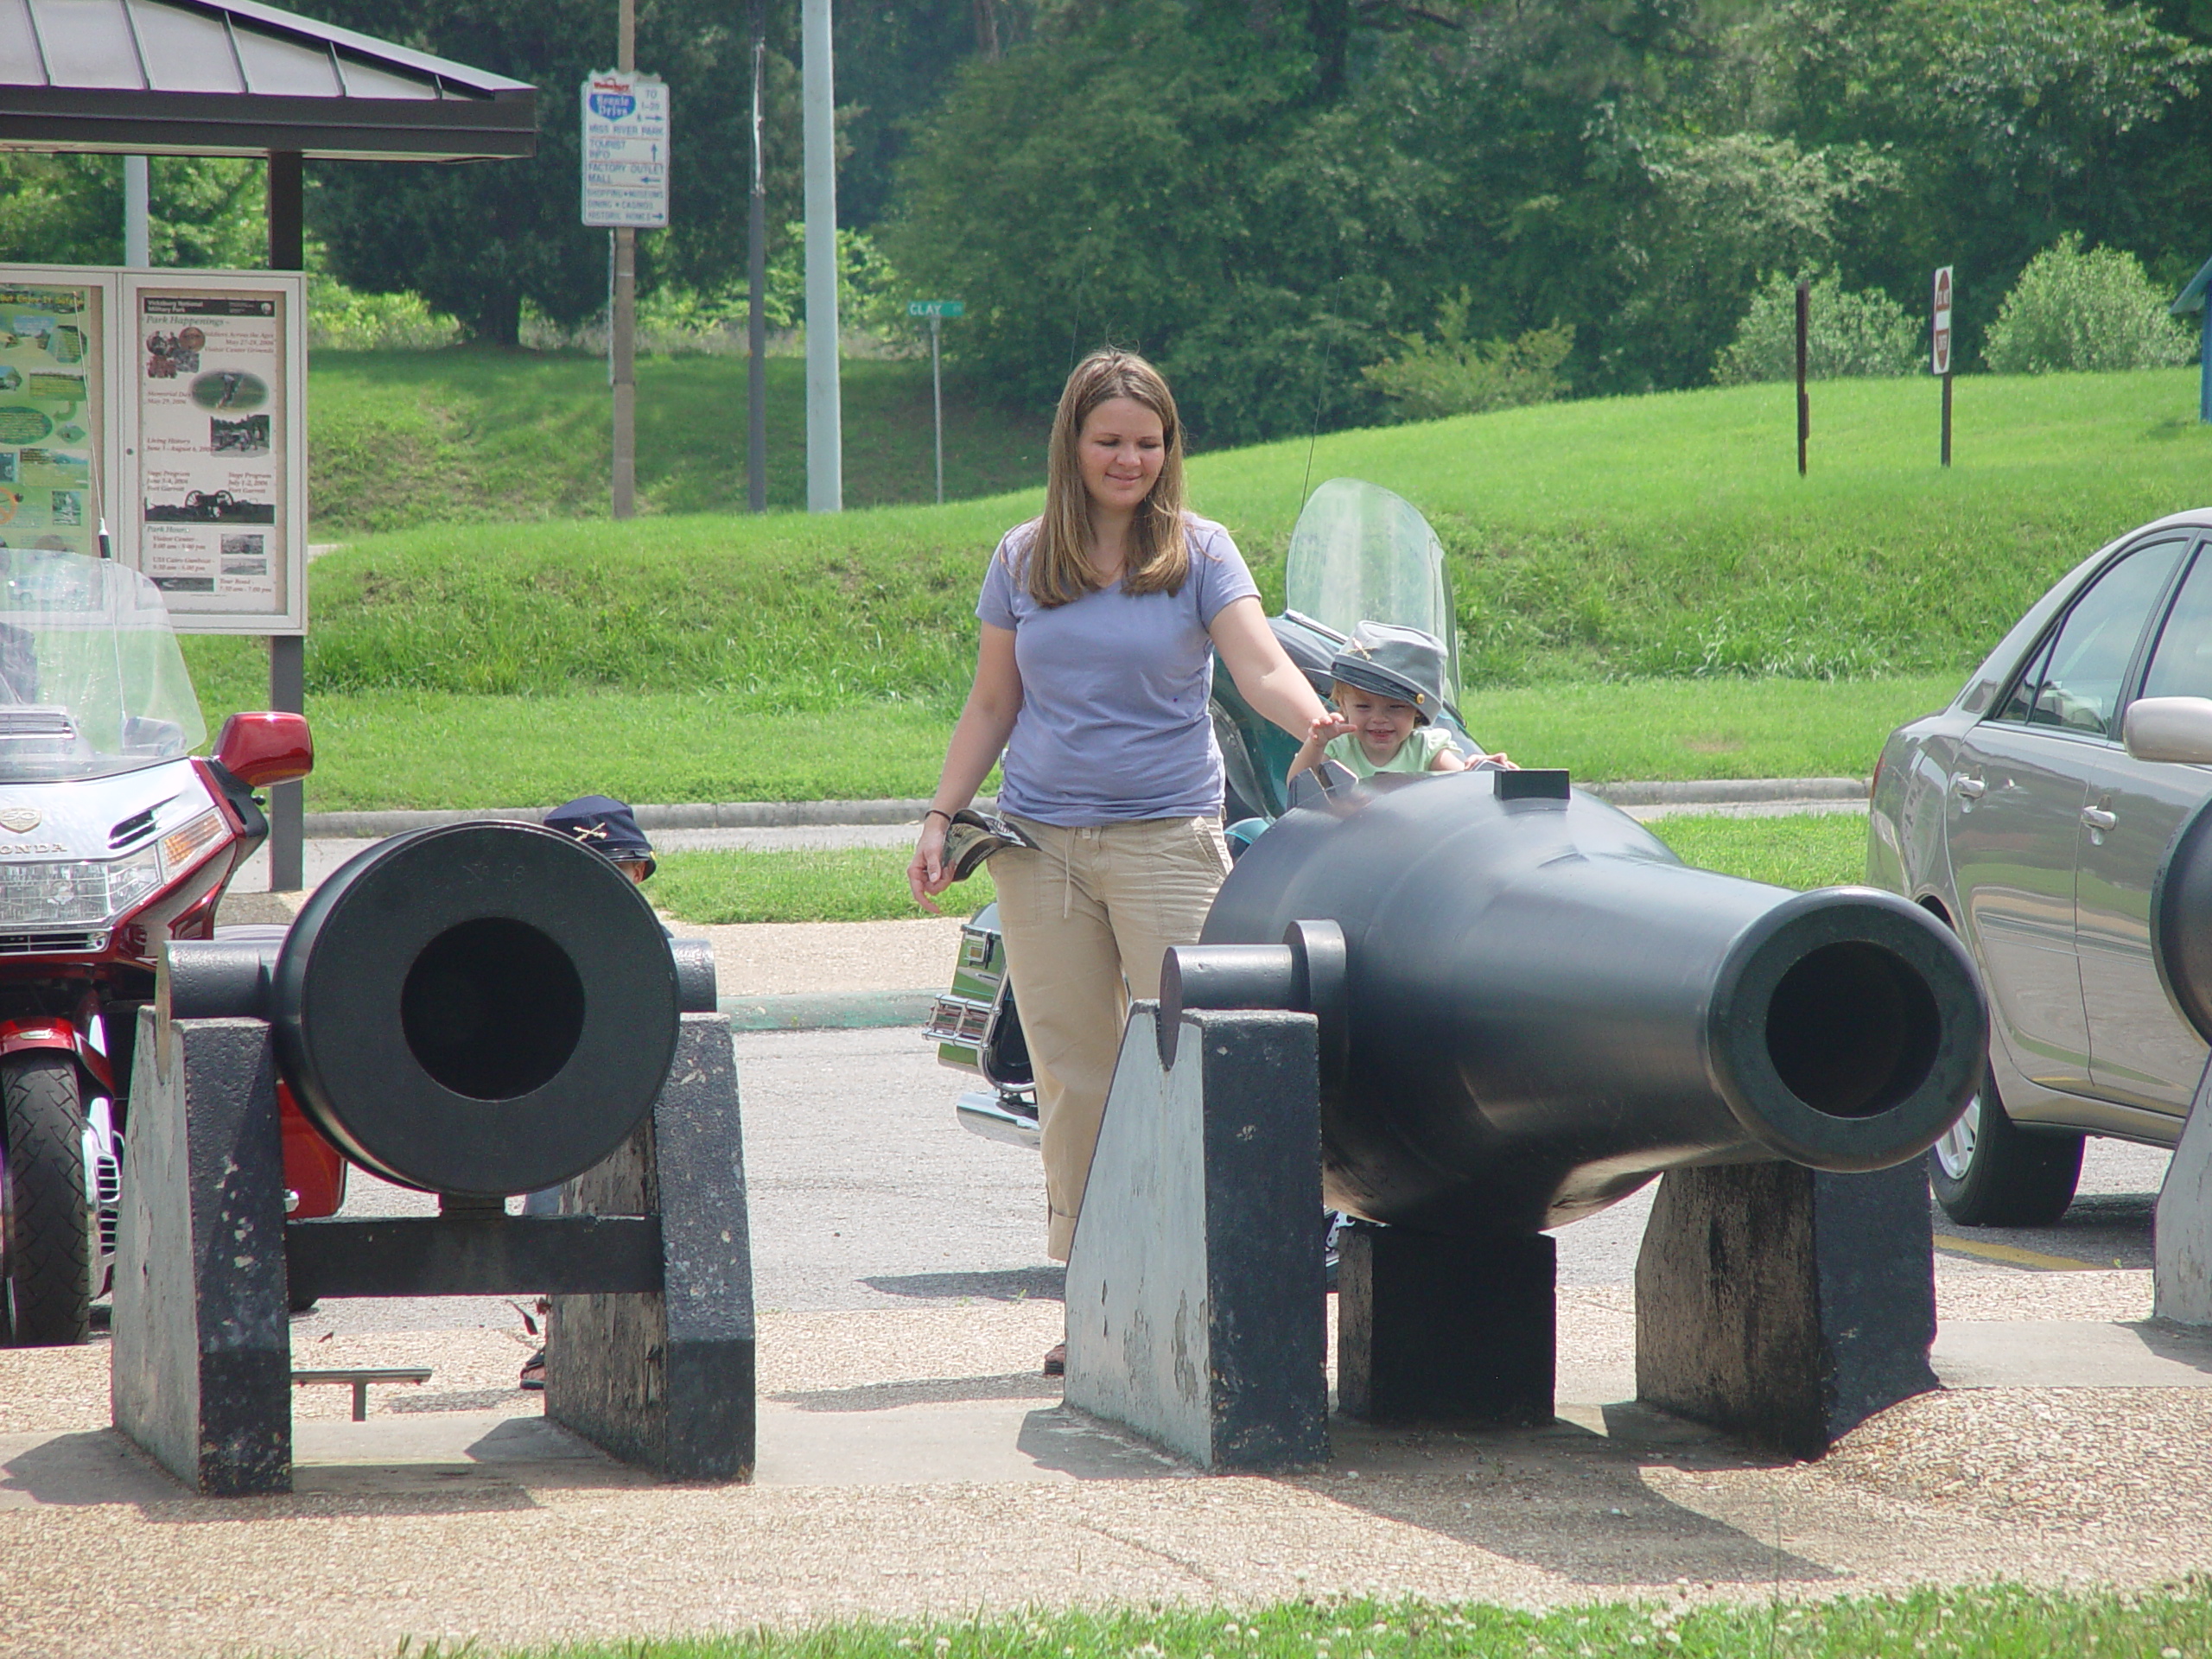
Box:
[5,1274,2212,1659]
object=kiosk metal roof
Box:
[0,0,537,160]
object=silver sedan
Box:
[1870,509,2212,1225]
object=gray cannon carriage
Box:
[109,822,753,1496]
[1063,767,1986,1469]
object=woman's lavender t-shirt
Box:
[977,515,1259,826]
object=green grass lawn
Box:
[247,676,1948,814]
[308,349,1047,533]
[291,365,2212,703]
[408,1585,2212,1659]
[214,364,2209,810]
[648,810,1867,926]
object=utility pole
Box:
[747,0,767,512]
[802,0,841,512]
[610,0,638,519]
[123,155,149,266]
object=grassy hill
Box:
[308,349,1050,532]
[189,363,2212,809]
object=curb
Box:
[303,780,1860,838]
[721,990,937,1032]
[302,798,1001,839]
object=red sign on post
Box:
[1931,266,1955,376]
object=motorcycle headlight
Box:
[0,846,162,929]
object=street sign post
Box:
[581,72,671,230]
[909,301,965,505]
[583,63,669,521]
[1932,266,1954,468]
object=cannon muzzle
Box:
[164,823,716,1196]
[1185,770,1986,1234]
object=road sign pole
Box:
[1795,280,1809,477]
[747,18,767,513]
[931,313,944,506]
[1931,266,1955,468]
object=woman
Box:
[908,350,1344,1368]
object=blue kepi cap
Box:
[544,795,656,874]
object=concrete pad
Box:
[756,1400,1190,1485]
[1933,1319,2212,1388]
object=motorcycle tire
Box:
[1,1055,92,1346]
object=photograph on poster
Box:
[0,281,102,562]
[135,290,286,612]
[210,415,269,454]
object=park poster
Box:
[0,278,105,564]
[131,286,290,620]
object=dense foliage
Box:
[1713,270,1923,385]
[890,0,2212,442]
[8,0,2210,443]
[1983,232,2197,372]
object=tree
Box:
[291,0,804,345]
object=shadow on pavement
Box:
[770,1373,1066,1412]
[861,1267,1065,1301]
[1307,1412,1841,1587]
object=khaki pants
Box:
[992,815,1233,1261]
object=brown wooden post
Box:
[1795,279,1809,478]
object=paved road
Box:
[298,1025,2170,1345]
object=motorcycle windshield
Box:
[1282,478,1462,709]
[0,550,205,782]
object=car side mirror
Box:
[2123,696,2212,765]
[213,711,315,787]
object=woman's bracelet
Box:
[923,808,953,825]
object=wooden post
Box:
[610,0,637,520]
[266,151,305,893]
[1941,371,1954,467]
[1795,279,1809,478]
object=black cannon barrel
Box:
[1192,771,1986,1236]
[164,823,719,1196]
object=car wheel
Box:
[1929,1065,2084,1227]
[1,1055,93,1346]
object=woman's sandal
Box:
[1042,1342,1066,1377]
[519,1349,546,1391]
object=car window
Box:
[2001,540,2186,737]
[1995,633,2056,724]
[2141,543,2212,702]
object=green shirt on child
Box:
[1322,726,1456,779]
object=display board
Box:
[0,269,113,566]
[121,273,306,633]
[0,264,307,636]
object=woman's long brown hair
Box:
[1024,349,1190,608]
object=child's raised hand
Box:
[1306,711,1355,747]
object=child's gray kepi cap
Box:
[1330,620,1450,725]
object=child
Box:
[518,794,658,1390]
[1287,621,1492,784]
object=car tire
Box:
[1,1055,93,1346]
[1929,1064,2084,1227]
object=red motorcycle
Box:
[0,550,332,1345]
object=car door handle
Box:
[2082,806,2118,830]
[1954,774,1986,798]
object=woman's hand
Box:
[907,817,954,914]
